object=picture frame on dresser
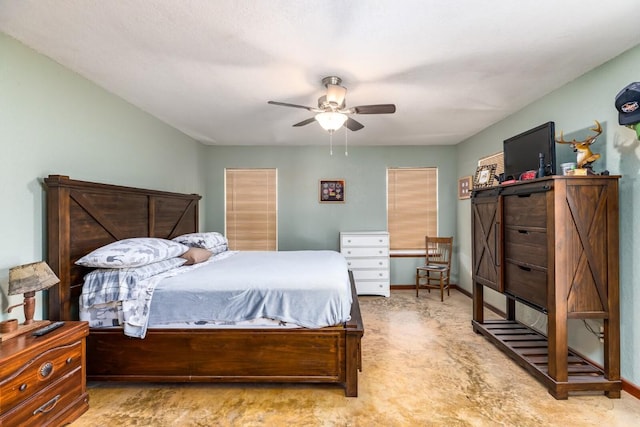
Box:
[319,179,345,203]
[473,164,497,188]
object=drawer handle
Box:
[378,261,383,265]
[518,265,532,272]
[33,394,61,415]
[379,273,383,277]
[39,362,54,378]
[66,357,73,364]
[518,230,529,234]
[19,383,27,392]
[347,261,351,265]
[347,250,351,254]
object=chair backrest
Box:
[425,236,453,268]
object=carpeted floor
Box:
[71,290,640,426]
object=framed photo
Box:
[458,176,473,199]
[473,164,497,188]
[319,179,345,203]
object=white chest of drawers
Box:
[340,231,390,297]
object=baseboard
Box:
[390,284,640,400]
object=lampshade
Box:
[315,112,348,132]
[8,261,59,295]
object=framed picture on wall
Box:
[458,176,473,199]
[319,179,345,203]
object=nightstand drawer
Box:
[0,368,86,427]
[345,257,389,270]
[0,339,82,412]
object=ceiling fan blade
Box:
[268,101,314,111]
[292,117,317,127]
[345,117,364,131]
[352,104,396,114]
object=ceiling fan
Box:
[268,76,396,132]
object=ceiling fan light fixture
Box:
[315,112,348,132]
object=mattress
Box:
[148,250,353,328]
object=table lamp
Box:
[7,261,59,328]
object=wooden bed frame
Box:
[45,175,364,397]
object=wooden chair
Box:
[416,236,453,301]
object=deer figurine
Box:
[555,120,602,169]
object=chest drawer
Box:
[340,234,389,247]
[503,192,547,228]
[0,369,86,427]
[341,247,389,257]
[345,257,389,270]
[0,339,83,413]
[352,269,389,281]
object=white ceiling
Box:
[2,1,640,147]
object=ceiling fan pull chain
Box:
[329,131,333,156]
[345,126,348,156]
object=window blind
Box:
[387,168,438,250]
[225,168,277,251]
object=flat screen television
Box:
[503,121,556,181]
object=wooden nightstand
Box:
[0,321,89,426]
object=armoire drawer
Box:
[503,192,547,228]
[504,261,547,310]
[504,228,547,268]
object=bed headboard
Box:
[45,175,201,321]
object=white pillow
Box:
[172,232,228,253]
[76,238,189,268]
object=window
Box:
[387,168,438,250]
[225,168,277,251]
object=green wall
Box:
[0,34,205,323]
[204,145,458,285]
[455,45,640,387]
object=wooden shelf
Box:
[472,319,621,399]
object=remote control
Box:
[32,321,65,337]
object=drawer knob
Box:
[33,394,61,415]
[347,250,351,254]
[39,362,54,378]
[66,357,73,364]
[378,261,383,265]
[19,383,27,392]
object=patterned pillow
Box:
[81,257,187,306]
[172,232,228,253]
[76,238,189,268]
